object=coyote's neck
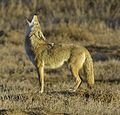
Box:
[28,32,45,46]
[28,34,48,57]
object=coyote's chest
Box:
[25,37,36,65]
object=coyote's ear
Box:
[26,19,31,26]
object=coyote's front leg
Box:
[36,61,44,93]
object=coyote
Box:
[25,15,94,93]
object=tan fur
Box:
[25,15,94,93]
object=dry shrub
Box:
[7,31,24,45]
[68,23,93,42]
[45,23,95,45]
[78,29,95,44]
[94,59,120,80]
[0,110,27,115]
[91,86,120,103]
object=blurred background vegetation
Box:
[0,0,120,46]
[0,0,120,30]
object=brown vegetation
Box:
[0,0,120,115]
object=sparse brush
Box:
[0,0,120,114]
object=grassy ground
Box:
[0,0,120,115]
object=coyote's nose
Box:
[31,15,39,25]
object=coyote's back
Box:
[25,15,94,93]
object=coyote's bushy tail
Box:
[84,51,94,87]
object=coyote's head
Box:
[26,15,46,40]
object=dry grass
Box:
[0,31,120,114]
[0,0,120,115]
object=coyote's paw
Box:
[40,90,44,94]
[34,90,44,94]
[87,84,94,89]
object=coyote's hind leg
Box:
[69,53,85,92]
[70,66,82,92]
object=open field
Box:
[0,0,120,115]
